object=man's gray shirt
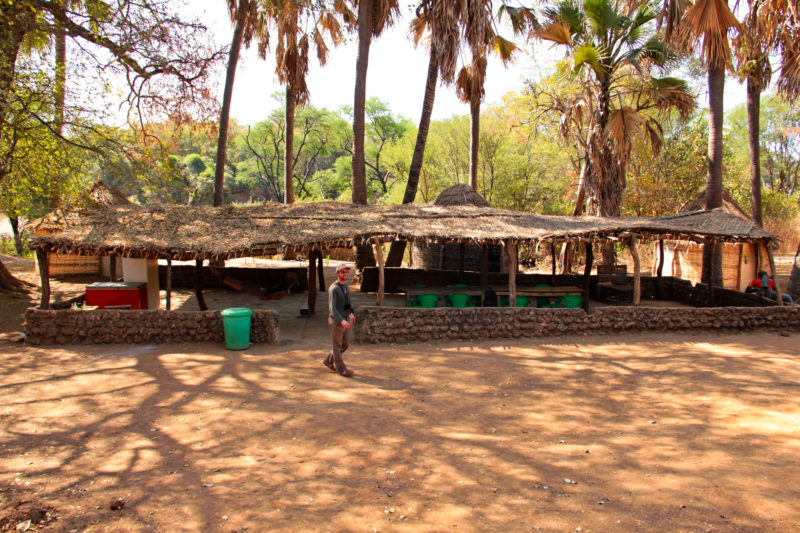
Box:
[328,281,351,323]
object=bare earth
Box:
[1,257,800,532]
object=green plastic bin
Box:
[500,295,530,308]
[448,293,470,308]
[221,307,253,350]
[418,294,439,308]
[559,294,584,309]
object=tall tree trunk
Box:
[560,155,589,273]
[787,240,800,301]
[747,77,762,227]
[385,54,438,267]
[50,20,66,209]
[9,213,22,255]
[702,65,725,286]
[284,85,295,204]
[352,0,375,269]
[0,4,30,157]
[352,0,372,206]
[593,80,621,264]
[469,96,480,191]
[0,259,23,291]
[213,0,249,208]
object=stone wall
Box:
[24,309,279,345]
[354,305,800,344]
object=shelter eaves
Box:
[29,202,777,262]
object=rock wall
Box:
[354,305,800,344]
[24,309,279,346]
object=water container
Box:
[221,307,253,350]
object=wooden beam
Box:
[317,250,326,291]
[550,241,557,286]
[375,239,385,306]
[630,236,641,306]
[194,259,208,311]
[480,244,489,287]
[766,242,784,306]
[109,255,117,281]
[507,241,517,307]
[708,240,716,307]
[308,251,317,313]
[583,241,593,313]
[36,249,50,310]
[166,257,172,311]
[656,239,665,300]
[458,242,465,282]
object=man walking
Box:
[323,263,356,377]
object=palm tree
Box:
[213,0,261,207]
[664,0,740,285]
[537,0,695,261]
[455,0,515,192]
[261,0,348,204]
[385,0,463,267]
[352,0,398,268]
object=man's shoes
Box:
[339,367,354,378]
[322,359,336,372]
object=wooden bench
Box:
[594,264,633,304]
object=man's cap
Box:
[336,263,350,272]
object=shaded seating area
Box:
[24,201,793,345]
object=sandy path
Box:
[1,332,799,532]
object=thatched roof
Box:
[681,188,750,219]
[85,179,131,207]
[434,184,490,207]
[28,202,777,261]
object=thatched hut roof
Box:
[681,188,750,219]
[27,202,777,262]
[434,184,491,207]
[85,179,131,207]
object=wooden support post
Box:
[458,242,466,282]
[550,241,557,286]
[708,240,716,307]
[630,236,641,306]
[317,250,326,291]
[480,244,489,287]
[583,241,593,313]
[375,238,385,306]
[507,241,517,307]
[308,251,317,313]
[766,243,784,306]
[166,257,172,311]
[36,249,50,309]
[109,255,117,281]
[195,259,208,311]
[656,239,665,300]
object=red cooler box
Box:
[85,281,148,309]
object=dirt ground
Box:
[1,256,800,532]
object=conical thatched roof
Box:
[433,184,490,208]
[84,179,131,207]
[681,188,750,219]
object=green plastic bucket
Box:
[560,294,584,309]
[448,293,470,308]
[221,307,253,350]
[418,294,439,308]
[500,295,530,308]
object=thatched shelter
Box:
[39,179,131,276]
[27,200,783,313]
[413,184,503,272]
[658,189,761,290]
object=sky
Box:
[197,1,552,124]
[196,0,748,126]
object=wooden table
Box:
[398,285,485,307]
[491,285,584,307]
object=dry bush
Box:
[764,214,800,254]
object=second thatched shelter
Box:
[657,188,762,290]
[411,184,504,272]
